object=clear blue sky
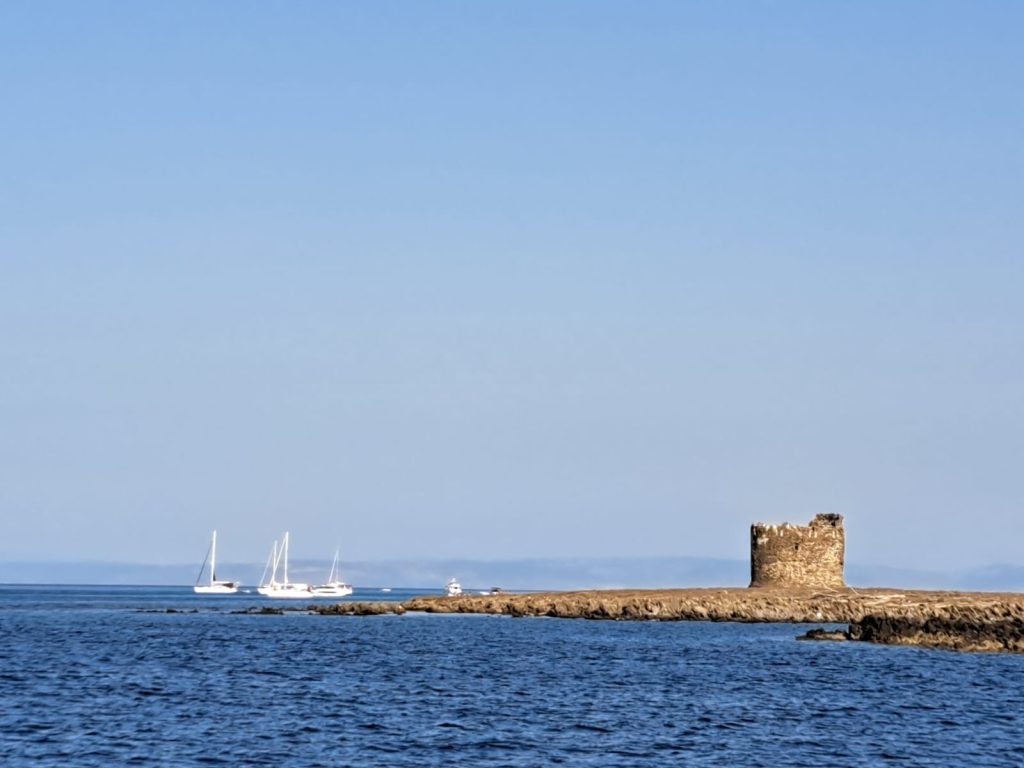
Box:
[1,2,1021,571]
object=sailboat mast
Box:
[195,537,212,587]
[210,530,218,583]
[270,540,280,584]
[282,532,289,584]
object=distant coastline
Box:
[2,557,1024,592]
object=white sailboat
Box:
[193,530,239,594]
[312,549,353,597]
[257,532,312,599]
[256,539,279,595]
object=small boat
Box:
[478,587,504,596]
[444,578,462,597]
[193,530,239,594]
[312,549,353,597]
[380,588,392,593]
[257,532,312,599]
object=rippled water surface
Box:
[2,586,1023,766]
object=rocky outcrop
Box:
[401,588,1024,653]
[311,601,406,616]
[850,611,1024,653]
[402,586,1024,624]
[303,587,1024,653]
[404,587,861,622]
[797,628,848,642]
[231,606,286,615]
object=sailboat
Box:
[193,530,240,594]
[256,539,279,595]
[312,549,353,597]
[256,532,312,599]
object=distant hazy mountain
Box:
[846,563,1024,592]
[2,557,1022,592]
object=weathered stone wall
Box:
[749,514,845,588]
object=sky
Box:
[1,2,1021,574]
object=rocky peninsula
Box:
[308,586,1024,653]
[308,516,1024,653]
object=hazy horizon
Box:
[4,554,1024,594]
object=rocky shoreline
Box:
[848,611,1024,653]
[304,586,1024,653]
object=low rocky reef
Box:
[406,587,1024,629]
[230,602,407,616]
[798,608,1024,653]
[313,601,406,616]
[307,587,1024,654]
[849,610,1024,653]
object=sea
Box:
[2,585,1023,767]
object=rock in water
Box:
[796,627,848,642]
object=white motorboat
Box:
[312,549,353,597]
[257,532,312,599]
[444,578,462,597]
[193,530,239,594]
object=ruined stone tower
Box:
[749,513,845,588]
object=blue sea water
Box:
[2,586,1023,767]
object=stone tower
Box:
[749,513,845,588]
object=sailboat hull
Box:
[258,583,312,598]
[194,582,239,594]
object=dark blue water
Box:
[2,586,1023,766]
